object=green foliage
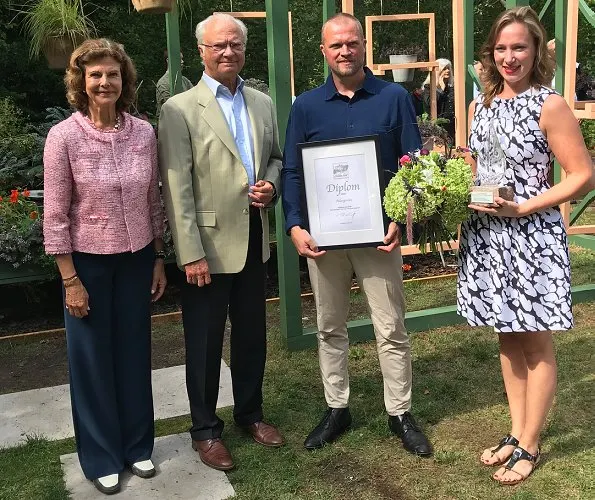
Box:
[417,112,449,139]
[580,119,595,150]
[0,190,55,272]
[0,104,72,192]
[18,0,95,59]
[0,0,593,124]
[0,97,28,138]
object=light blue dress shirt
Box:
[201,72,256,186]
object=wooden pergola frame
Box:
[160,0,594,351]
[364,13,439,120]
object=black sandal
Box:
[480,434,519,466]
[496,446,541,485]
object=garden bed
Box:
[0,250,457,338]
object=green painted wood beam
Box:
[505,0,531,8]
[569,235,595,252]
[266,0,302,348]
[287,284,595,351]
[165,3,183,96]
[467,63,482,91]
[322,0,335,79]
[539,0,554,20]
[579,0,595,28]
[570,191,595,225]
[464,0,475,109]
[553,0,567,185]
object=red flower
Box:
[420,148,430,156]
[441,186,447,191]
[29,211,38,220]
[399,155,412,167]
[402,263,412,271]
[9,190,19,203]
[0,196,3,202]
[22,189,30,197]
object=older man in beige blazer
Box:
[158,13,283,472]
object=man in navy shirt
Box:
[282,13,431,456]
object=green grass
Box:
[573,205,594,227]
[1,302,594,499]
[0,248,594,499]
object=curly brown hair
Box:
[479,7,554,108]
[65,38,137,114]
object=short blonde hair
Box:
[479,7,554,107]
[65,38,137,114]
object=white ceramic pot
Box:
[389,54,417,82]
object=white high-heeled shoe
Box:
[92,473,120,495]
[130,458,156,478]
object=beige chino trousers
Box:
[307,246,412,416]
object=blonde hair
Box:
[422,58,453,87]
[65,38,137,114]
[479,6,554,107]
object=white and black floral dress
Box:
[457,86,572,333]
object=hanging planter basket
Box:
[131,0,175,14]
[43,36,79,69]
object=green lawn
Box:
[0,248,594,499]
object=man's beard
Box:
[331,58,364,77]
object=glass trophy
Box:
[470,122,513,205]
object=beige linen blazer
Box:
[158,79,282,274]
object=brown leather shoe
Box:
[192,438,234,471]
[244,421,284,447]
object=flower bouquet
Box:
[383,149,474,254]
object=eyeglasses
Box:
[200,42,245,53]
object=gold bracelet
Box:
[63,274,80,287]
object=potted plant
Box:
[379,43,426,83]
[417,113,449,151]
[131,0,193,15]
[20,0,95,69]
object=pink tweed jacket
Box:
[43,111,164,255]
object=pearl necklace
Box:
[85,113,121,132]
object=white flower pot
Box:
[389,54,417,83]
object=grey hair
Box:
[195,13,248,45]
[422,58,454,87]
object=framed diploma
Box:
[298,135,388,250]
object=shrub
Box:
[0,189,56,273]
[0,97,28,138]
[580,119,595,151]
[0,106,72,193]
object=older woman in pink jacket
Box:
[43,39,165,495]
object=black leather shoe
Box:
[389,411,432,457]
[304,407,352,450]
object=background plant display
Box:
[383,149,473,253]
[0,0,592,271]
[0,189,55,272]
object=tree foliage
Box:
[0,0,593,120]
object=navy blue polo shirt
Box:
[282,67,421,233]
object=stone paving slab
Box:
[0,362,234,447]
[61,433,235,499]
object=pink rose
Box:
[399,155,411,167]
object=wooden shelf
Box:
[574,101,595,119]
[372,61,439,75]
[568,224,595,235]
